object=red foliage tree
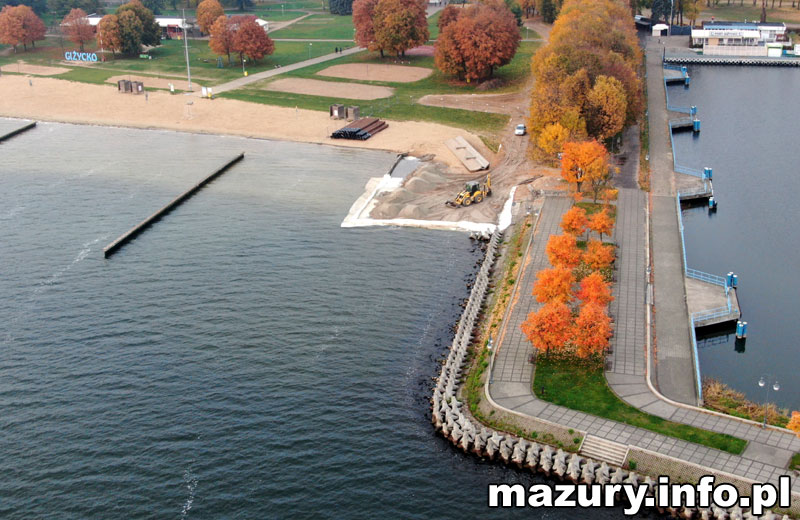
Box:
[353,0,380,55]
[0,6,25,52]
[546,234,582,269]
[572,302,613,358]
[521,302,573,356]
[434,2,520,82]
[196,0,224,34]
[583,239,614,271]
[0,5,44,51]
[576,271,613,307]
[560,139,609,194]
[372,0,428,57]
[232,16,274,64]
[532,267,575,304]
[437,4,460,30]
[588,208,614,241]
[788,411,800,437]
[560,206,588,236]
[62,8,95,52]
[209,14,236,64]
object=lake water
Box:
[0,121,625,518]
[669,67,800,410]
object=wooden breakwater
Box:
[103,152,245,258]
[430,227,789,519]
[0,121,36,143]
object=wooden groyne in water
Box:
[103,152,245,258]
[0,121,36,143]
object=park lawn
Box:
[534,355,747,455]
[160,8,306,21]
[576,201,617,221]
[263,0,328,9]
[428,10,442,39]
[269,14,355,39]
[221,40,539,132]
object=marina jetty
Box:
[103,153,245,258]
[0,121,36,143]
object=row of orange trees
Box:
[528,0,642,167]
[197,0,274,65]
[521,205,615,359]
[0,4,45,52]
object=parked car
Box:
[514,124,526,136]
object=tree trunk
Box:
[227,50,231,64]
[379,49,384,58]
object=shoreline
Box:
[0,75,492,172]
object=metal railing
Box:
[678,181,712,198]
[688,315,704,404]
[686,268,726,286]
[667,103,692,114]
[663,63,684,71]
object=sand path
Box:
[0,75,487,171]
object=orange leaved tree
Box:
[0,5,44,51]
[788,411,800,437]
[560,206,588,237]
[583,239,614,271]
[560,139,609,194]
[196,0,225,34]
[521,302,573,356]
[232,16,274,64]
[62,8,95,52]
[97,14,122,56]
[373,0,428,57]
[576,271,613,307]
[546,234,582,269]
[533,266,575,304]
[437,4,460,30]
[0,5,25,52]
[588,208,614,241]
[572,302,613,358]
[209,15,236,64]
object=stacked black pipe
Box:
[331,117,388,140]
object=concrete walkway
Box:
[487,192,800,491]
[209,46,363,94]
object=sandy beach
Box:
[0,75,491,171]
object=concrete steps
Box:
[579,435,628,466]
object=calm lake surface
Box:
[669,67,800,410]
[0,121,624,518]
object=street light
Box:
[308,43,313,59]
[758,376,780,428]
[242,57,247,75]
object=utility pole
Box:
[182,9,193,92]
[669,0,674,36]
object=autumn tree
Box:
[196,0,224,33]
[434,2,520,82]
[788,411,800,437]
[437,4,460,30]
[353,0,381,55]
[583,239,615,271]
[588,208,614,241]
[0,6,25,52]
[373,0,428,57]
[537,122,570,160]
[521,302,573,356]
[97,14,122,55]
[560,206,588,236]
[572,303,612,358]
[62,8,95,52]
[209,14,235,63]
[116,0,160,51]
[546,234,582,269]
[586,75,627,142]
[533,266,575,304]
[576,271,613,307]
[560,139,609,194]
[232,15,274,63]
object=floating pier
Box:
[669,117,700,132]
[686,275,741,328]
[0,121,36,143]
[103,153,245,258]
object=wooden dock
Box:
[0,121,36,143]
[103,153,245,258]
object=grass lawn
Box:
[534,355,747,455]
[428,10,442,39]
[576,201,617,221]
[0,39,340,86]
[160,8,306,21]
[221,40,539,132]
[790,452,800,471]
[269,14,355,39]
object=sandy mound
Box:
[318,63,432,83]
[265,77,394,100]
[106,75,195,91]
[397,204,422,219]
[1,63,69,76]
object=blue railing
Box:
[663,63,684,71]
[688,315,704,404]
[678,180,712,198]
[686,268,726,286]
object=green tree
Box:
[116,0,160,48]
[141,0,164,14]
[47,0,99,16]
[540,0,556,22]
[117,8,143,55]
[329,0,352,14]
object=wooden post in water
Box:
[0,122,37,143]
[103,152,245,258]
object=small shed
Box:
[132,81,144,94]
[652,23,669,36]
[346,106,360,121]
[117,79,132,93]
[330,104,346,119]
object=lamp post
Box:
[758,376,780,428]
[242,57,247,75]
[308,42,313,59]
